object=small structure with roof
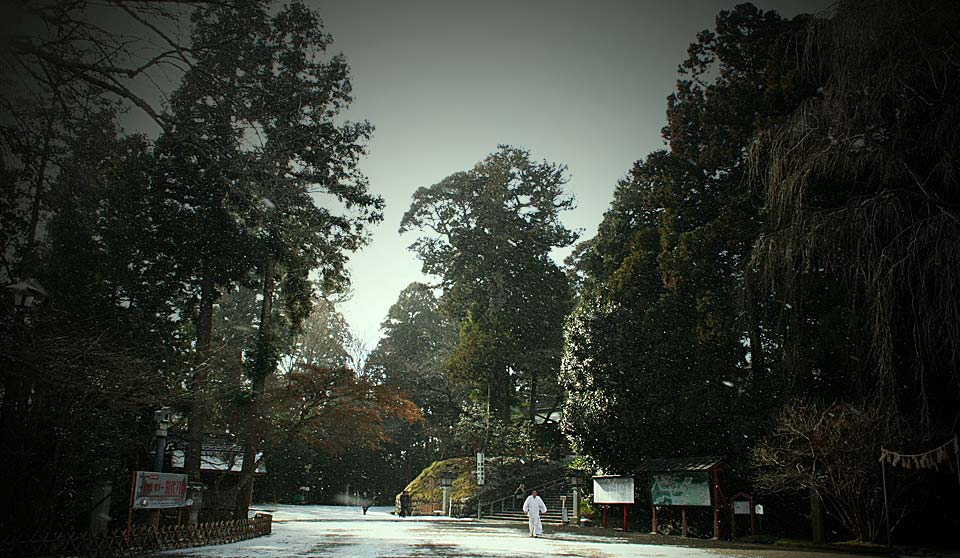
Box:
[169,439,266,520]
[635,457,723,538]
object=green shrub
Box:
[579,498,595,519]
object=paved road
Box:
[159,505,883,558]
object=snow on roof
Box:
[171,449,266,473]
[634,457,723,472]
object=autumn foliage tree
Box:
[262,366,422,455]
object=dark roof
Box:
[634,457,723,473]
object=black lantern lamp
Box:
[439,471,456,516]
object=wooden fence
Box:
[409,500,469,518]
[0,513,272,557]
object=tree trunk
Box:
[20,123,52,276]
[810,486,825,543]
[186,270,215,479]
[235,257,275,518]
[528,367,538,425]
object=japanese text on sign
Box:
[132,472,188,509]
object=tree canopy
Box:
[400,146,576,431]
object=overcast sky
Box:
[310,0,832,347]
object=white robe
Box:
[522,495,547,536]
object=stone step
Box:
[484,513,568,524]
[484,510,568,519]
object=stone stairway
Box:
[482,480,575,525]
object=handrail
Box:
[482,476,571,516]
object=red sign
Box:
[132,472,188,509]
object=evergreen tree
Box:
[401,146,576,436]
[561,4,809,472]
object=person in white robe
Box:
[522,489,547,537]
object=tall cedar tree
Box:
[401,146,576,432]
[561,5,814,473]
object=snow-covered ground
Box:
[159,504,859,558]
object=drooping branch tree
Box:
[750,0,960,434]
[745,0,960,543]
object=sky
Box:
[307,0,833,346]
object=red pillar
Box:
[651,505,658,534]
[682,506,688,537]
[623,505,628,532]
[603,505,608,528]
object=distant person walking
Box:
[399,491,412,518]
[522,489,547,537]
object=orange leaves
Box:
[262,365,422,455]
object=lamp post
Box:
[153,408,172,471]
[149,407,172,529]
[567,469,586,527]
[439,471,455,516]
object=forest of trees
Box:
[1,0,957,547]
[0,0,418,531]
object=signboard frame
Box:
[649,471,712,507]
[592,475,634,532]
[592,475,635,504]
[131,471,189,510]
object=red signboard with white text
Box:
[132,471,188,509]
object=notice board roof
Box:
[634,457,723,473]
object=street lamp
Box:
[567,469,587,527]
[439,471,456,516]
[153,407,173,471]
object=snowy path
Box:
[159,505,862,558]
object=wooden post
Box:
[623,505,628,532]
[749,496,756,536]
[881,458,891,547]
[811,486,825,544]
[730,505,736,539]
[127,471,136,537]
[602,505,608,528]
[955,436,960,488]
[682,506,688,537]
[651,505,658,534]
[711,467,720,539]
